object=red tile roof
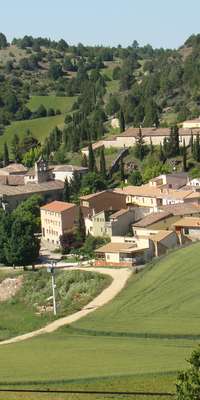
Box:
[41,201,76,213]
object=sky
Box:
[1,0,200,49]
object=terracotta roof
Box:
[117,127,200,138]
[114,185,199,201]
[151,230,174,242]
[173,217,200,228]
[133,211,172,228]
[159,204,200,216]
[0,163,27,174]
[95,242,141,254]
[80,191,107,201]
[52,165,88,172]
[110,209,129,219]
[41,201,76,212]
[0,180,64,196]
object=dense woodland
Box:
[1,33,200,189]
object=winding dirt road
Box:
[0,267,132,346]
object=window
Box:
[184,228,189,235]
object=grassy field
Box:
[0,245,199,397]
[0,269,110,341]
[28,95,76,114]
[74,243,200,336]
[0,114,64,153]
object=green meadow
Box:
[0,244,200,398]
[28,95,76,114]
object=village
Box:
[0,118,200,268]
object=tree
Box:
[76,207,86,243]
[134,129,146,160]
[81,154,88,167]
[128,170,143,186]
[88,142,96,173]
[81,172,107,194]
[176,347,200,399]
[0,33,8,49]
[149,138,154,154]
[3,142,9,166]
[5,215,40,267]
[190,134,194,154]
[182,139,187,172]
[120,158,125,182]
[159,143,166,162]
[11,134,20,161]
[48,62,63,80]
[99,147,106,179]
[170,125,180,156]
[63,177,71,202]
[118,109,125,132]
[193,134,200,162]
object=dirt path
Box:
[0,267,132,346]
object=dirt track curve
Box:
[0,267,132,346]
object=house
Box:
[82,127,200,154]
[40,201,78,247]
[80,190,127,216]
[0,180,64,211]
[52,164,88,182]
[132,211,174,236]
[24,158,53,184]
[182,118,200,129]
[173,217,200,242]
[85,208,135,237]
[81,141,104,157]
[0,163,27,176]
[114,184,200,210]
[150,230,178,257]
[95,237,151,267]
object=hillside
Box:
[73,243,200,337]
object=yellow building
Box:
[40,201,78,247]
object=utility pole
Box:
[47,261,57,315]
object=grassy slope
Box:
[0,244,199,394]
[74,243,200,336]
[0,114,64,152]
[27,95,76,114]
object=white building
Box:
[52,165,88,183]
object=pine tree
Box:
[99,147,106,179]
[76,207,86,243]
[81,154,88,168]
[182,139,187,172]
[88,142,96,172]
[3,142,9,166]
[120,158,125,182]
[63,178,71,202]
[118,109,125,132]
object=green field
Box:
[0,244,200,398]
[0,114,64,153]
[28,95,76,114]
[74,243,200,336]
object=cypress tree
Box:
[190,134,194,154]
[63,178,71,202]
[3,142,9,166]
[99,147,106,179]
[182,139,187,172]
[81,154,88,168]
[120,158,125,182]
[76,207,86,243]
[88,142,96,172]
[149,138,154,154]
[119,109,125,132]
[159,143,166,162]
[193,134,200,162]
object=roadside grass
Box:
[27,95,76,114]
[0,269,110,341]
[0,114,64,154]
